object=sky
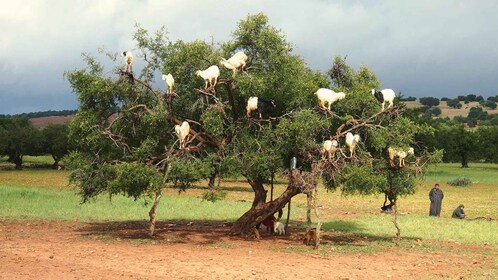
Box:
[1,0,498,115]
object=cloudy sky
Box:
[1,0,498,115]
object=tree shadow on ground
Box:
[77,219,239,245]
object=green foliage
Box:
[108,163,162,199]
[484,100,497,109]
[41,123,70,166]
[201,190,227,202]
[447,177,472,187]
[468,106,488,120]
[0,117,43,169]
[447,98,462,109]
[168,158,210,191]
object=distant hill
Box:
[0,110,76,128]
[405,101,498,118]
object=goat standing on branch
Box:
[246,96,276,119]
[388,147,414,167]
[162,73,174,94]
[345,132,360,156]
[372,88,395,111]
[175,121,190,149]
[121,51,133,73]
[314,88,345,111]
[196,65,220,91]
[321,140,338,159]
[220,51,248,77]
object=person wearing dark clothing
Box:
[452,204,465,219]
[429,183,444,217]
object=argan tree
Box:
[66,13,438,238]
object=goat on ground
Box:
[274,221,285,235]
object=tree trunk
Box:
[392,197,401,246]
[12,155,22,170]
[148,191,162,237]
[306,193,312,226]
[52,156,60,170]
[461,154,469,168]
[230,172,302,237]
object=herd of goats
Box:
[120,50,414,171]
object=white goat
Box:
[274,221,285,235]
[174,121,190,148]
[371,88,396,111]
[121,51,133,73]
[314,88,346,111]
[196,65,220,90]
[322,140,338,159]
[162,74,175,94]
[220,51,248,77]
[388,147,414,167]
[345,132,360,156]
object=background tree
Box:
[447,98,462,109]
[42,123,70,169]
[434,124,475,168]
[419,97,440,107]
[0,117,42,169]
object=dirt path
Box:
[0,220,496,279]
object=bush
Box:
[447,177,472,187]
[419,97,440,107]
[430,107,442,116]
[484,100,497,109]
[441,97,449,101]
[447,99,462,109]
[201,190,227,202]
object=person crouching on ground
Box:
[452,204,465,219]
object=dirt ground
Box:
[1,220,496,280]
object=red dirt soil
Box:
[0,220,495,280]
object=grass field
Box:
[1,162,497,249]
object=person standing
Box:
[429,183,444,217]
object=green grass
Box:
[0,184,252,222]
[322,215,498,247]
[0,162,497,249]
[426,162,498,185]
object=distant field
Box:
[29,115,73,128]
[405,101,498,119]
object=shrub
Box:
[447,177,472,187]
[201,190,227,202]
[419,97,440,107]
[485,100,497,109]
[447,99,462,109]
